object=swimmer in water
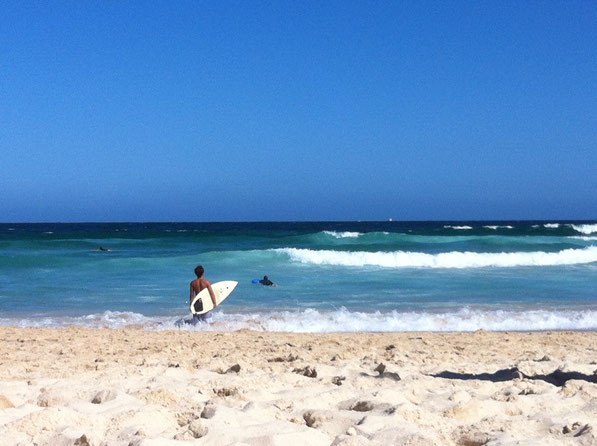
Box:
[259,275,276,286]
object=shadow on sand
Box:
[430,367,596,387]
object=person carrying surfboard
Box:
[190,265,217,319]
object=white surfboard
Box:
[190,281,237,315]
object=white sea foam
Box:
[0,311,153,330]
[231,308,597,333]
[275,246,597,268]
[568,236,597,241]
[444,225,472,230]
[543,223,597,234]
[483,225,514,230]
[323,231,363,238]
[1,308,595,332]
[571,224,597,235]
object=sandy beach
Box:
[0,327,595,445]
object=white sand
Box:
[0,328,595,445]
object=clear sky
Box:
[1,1,596,222]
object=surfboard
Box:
[190,280,238,315]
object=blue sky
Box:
[1,1,596,222]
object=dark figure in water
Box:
[259,275,276,286]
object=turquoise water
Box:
[0,221,596,331]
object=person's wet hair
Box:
[195,265,204,277]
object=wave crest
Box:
[275,246,597,268]
[572,224,597,235]
[483,225,514,230]
[322,231,363,239]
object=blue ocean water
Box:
[0,221,596,332]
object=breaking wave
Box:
[322,231,363,238]
[275,246,597,268]
[1,308,595,332]
[483,225,514,230]
[572,224,597,235]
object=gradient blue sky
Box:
[2,1,596,222]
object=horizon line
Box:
[1,218,596,225]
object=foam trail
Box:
[276,246,597,268]
[444,225,472,230]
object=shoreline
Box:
[2,324,597,334]
[1,305,595,333]
[1,327,596,445]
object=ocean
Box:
[1,221,596,332]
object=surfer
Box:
[190,265,217,321]
[259,275,276,286]
[95,246,111,252]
